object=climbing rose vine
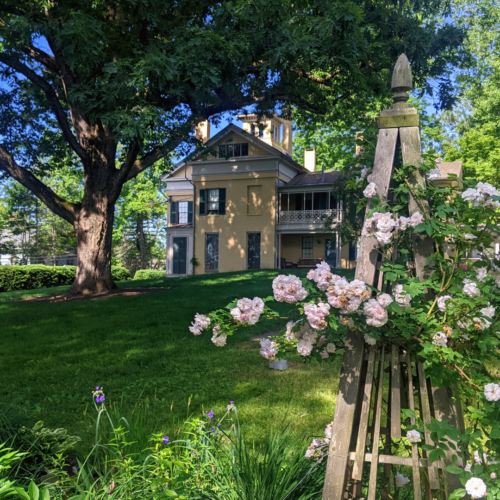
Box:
[189,165,500,498]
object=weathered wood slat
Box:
[355,128,398,286]
[391,345,401,439]
[431,384,466,498]
[399,126,434,282]
[348,452,438,468]
[352,348,376,480]
[367,350,385,500]
[406,353,422,500]
[416,361,440,489]
[322,331,366,500]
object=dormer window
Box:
[272,124,279,141]
[219,143,249,158]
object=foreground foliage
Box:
[0,394,326,500]
[191,160,500,498]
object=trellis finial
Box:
[391,54,412,104]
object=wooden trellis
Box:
[322,55,465,500]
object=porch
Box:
[277,189,341,232]
[277,232,358,270]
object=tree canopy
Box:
[0,0,465,293]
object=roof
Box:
[284,170,341,187]
[160,123,305,181]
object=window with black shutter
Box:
[199,189,206,215]
[349,240,359,261]
[170,201,178,224]
[200,188,226,215]
[218,188,226,215]
[241,143,248,156]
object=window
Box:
[247,185,262,215]
[178,201,189,223]
[170,201,193,224]
[247,233,261,269]
[273,124,279,141]
[219,143,249,158]
[259,128,264,138]
[313,192,328,210]
[305,192,313,211]
[349,240,359,261]
[251,124,256,136]
[205,233,219,271]
[208,189,219,214]
[302,236,313,258]
[199,188,226,215]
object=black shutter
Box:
[218,188,226,215]
[349,241,357,261]
[187,201,193,223]
[241,143,248,156]
[170,201,178,224]
[199,189,206,215]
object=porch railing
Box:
[278,209,339,224]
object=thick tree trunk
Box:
[68,190,118,296]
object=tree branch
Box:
[289,67,341,84]
[20,45,59,74]
[0,146,79,225]
[0,53,87,160]
[124,114,203,182]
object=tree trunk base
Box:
[67,276,118,296]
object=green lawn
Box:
[1,268,354,452]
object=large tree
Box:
[0,0,464,294]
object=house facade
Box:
[160,114,357,276]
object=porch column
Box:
[278,233,282,268]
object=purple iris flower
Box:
[96,395,105,403]
[211,428,215,433]
[162,436,169,445]
[207,411,214,418]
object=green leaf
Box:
[448,489,467,499]
[401,408,416,419]
[446,464,464,475]
[165,491,179,497]
[28,481,39,500]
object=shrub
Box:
[133,269,165,280]
[0,265,131,292]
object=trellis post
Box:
[322,54,464,500]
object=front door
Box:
[247,232,261,269]
[325,238,337,268]
[173,237,187,274]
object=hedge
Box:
[0,265,131,292]
[133,269,166,280]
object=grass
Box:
[0,268,354,453]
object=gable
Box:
[211,131,271,158]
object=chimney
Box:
[282,119,293,156]
[195,120,210,143]
[304,148,316,172]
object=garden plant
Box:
[190,159,500,499]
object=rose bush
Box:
[189,159,500,498]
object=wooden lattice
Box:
[322,55,465,500]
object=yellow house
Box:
[160,114,358,276]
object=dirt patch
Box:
[17,287,172,304]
